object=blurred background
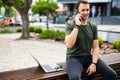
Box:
[0,0,120,28]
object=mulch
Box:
[100,42,119,55]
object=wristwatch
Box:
[74,24,80,29]
[92,62,97,65]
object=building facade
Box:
[57,0,120,16]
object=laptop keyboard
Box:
[42,64,56,72]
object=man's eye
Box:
[82,9,85,12]
[86,9,89,11]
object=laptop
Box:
[31,54,63,73]
[40,63,63,73]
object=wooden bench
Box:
[0,53,120,80]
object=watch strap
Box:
[92,62,97,65]
[74,24,80,29]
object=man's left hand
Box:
[86,64,96,76]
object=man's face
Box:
[78,3,90,20]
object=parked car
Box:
[0,15,4,27]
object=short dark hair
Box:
[76,0,89,11]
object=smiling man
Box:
[65,0,117,80]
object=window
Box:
[111,0,120,15]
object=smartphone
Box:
[75,10,83,21]
[76,11,83,21]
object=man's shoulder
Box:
[88,20,97,27]
[87,20,97,29]
[66,20,75,28]
[67,20,75,25]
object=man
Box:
[65,0,117,80]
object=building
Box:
[57,0,120,17]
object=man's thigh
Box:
[96,59,115,75]
[66,56,83,77]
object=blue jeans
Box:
[66,55,117,80]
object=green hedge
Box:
[34,27,42,33]
[98,37,103,47]
[39,29,55,39]
[54,30,65,41]
[112,40,120,51]
[29,26,35,32]
[16,28,22,32]
[0,29,12,34]
[39,29,65,41]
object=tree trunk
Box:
[20,13,30,39]
[1,0,32,39]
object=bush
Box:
[112,40,120,51]
[54,30,65,41]
[39,29,65,41]
[98,37,103,47]
[29,26,35,32]
[34,27,42,33]
[0,29,12,34]
[16,28,22,32]
[39,29,55,39]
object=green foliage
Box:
[98,37,103,47]
[34,27,42,33]
[1,0,24,7]
[39,29,65,41]
[11,7,17,17]
[29,26,35,32]
[12,0,24,7]
[0,29,12,34]
[31,0,58,16]
[54,30,65,41]
[0,0,3,7]
[16,28,22,32]
[39,29,55,39]
[112,40,120,51]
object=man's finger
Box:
[86,68,90,73]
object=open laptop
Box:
[31,54,63,73]
[40,63,63,72]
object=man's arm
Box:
[65,27,79,48]
[86,39,99,75]
[65,14,82,48]
[92,39,99,64]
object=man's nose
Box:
[84,11,88,14]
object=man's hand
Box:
[75,14,82,26]
[86,64,96,76]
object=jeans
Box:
[66,55,117,80]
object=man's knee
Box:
[108,71,117,79]
[104,70,117,80]
[69,75,80,80]
[69,74,81,80]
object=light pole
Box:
[46,0,49,29]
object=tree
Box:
[31,0,58,16]
[0,1,2,7]
[1,0,32,39]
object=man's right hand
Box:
[75,14,82,26]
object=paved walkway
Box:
[0,33,66,72]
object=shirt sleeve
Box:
[93,24,98,40]
[65,22,73,35]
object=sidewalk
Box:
[0,33,66,72]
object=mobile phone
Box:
[79,18,81,21]
[75,10,83,21]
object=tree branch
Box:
[22,0,32,11]
[4,0,23,14]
